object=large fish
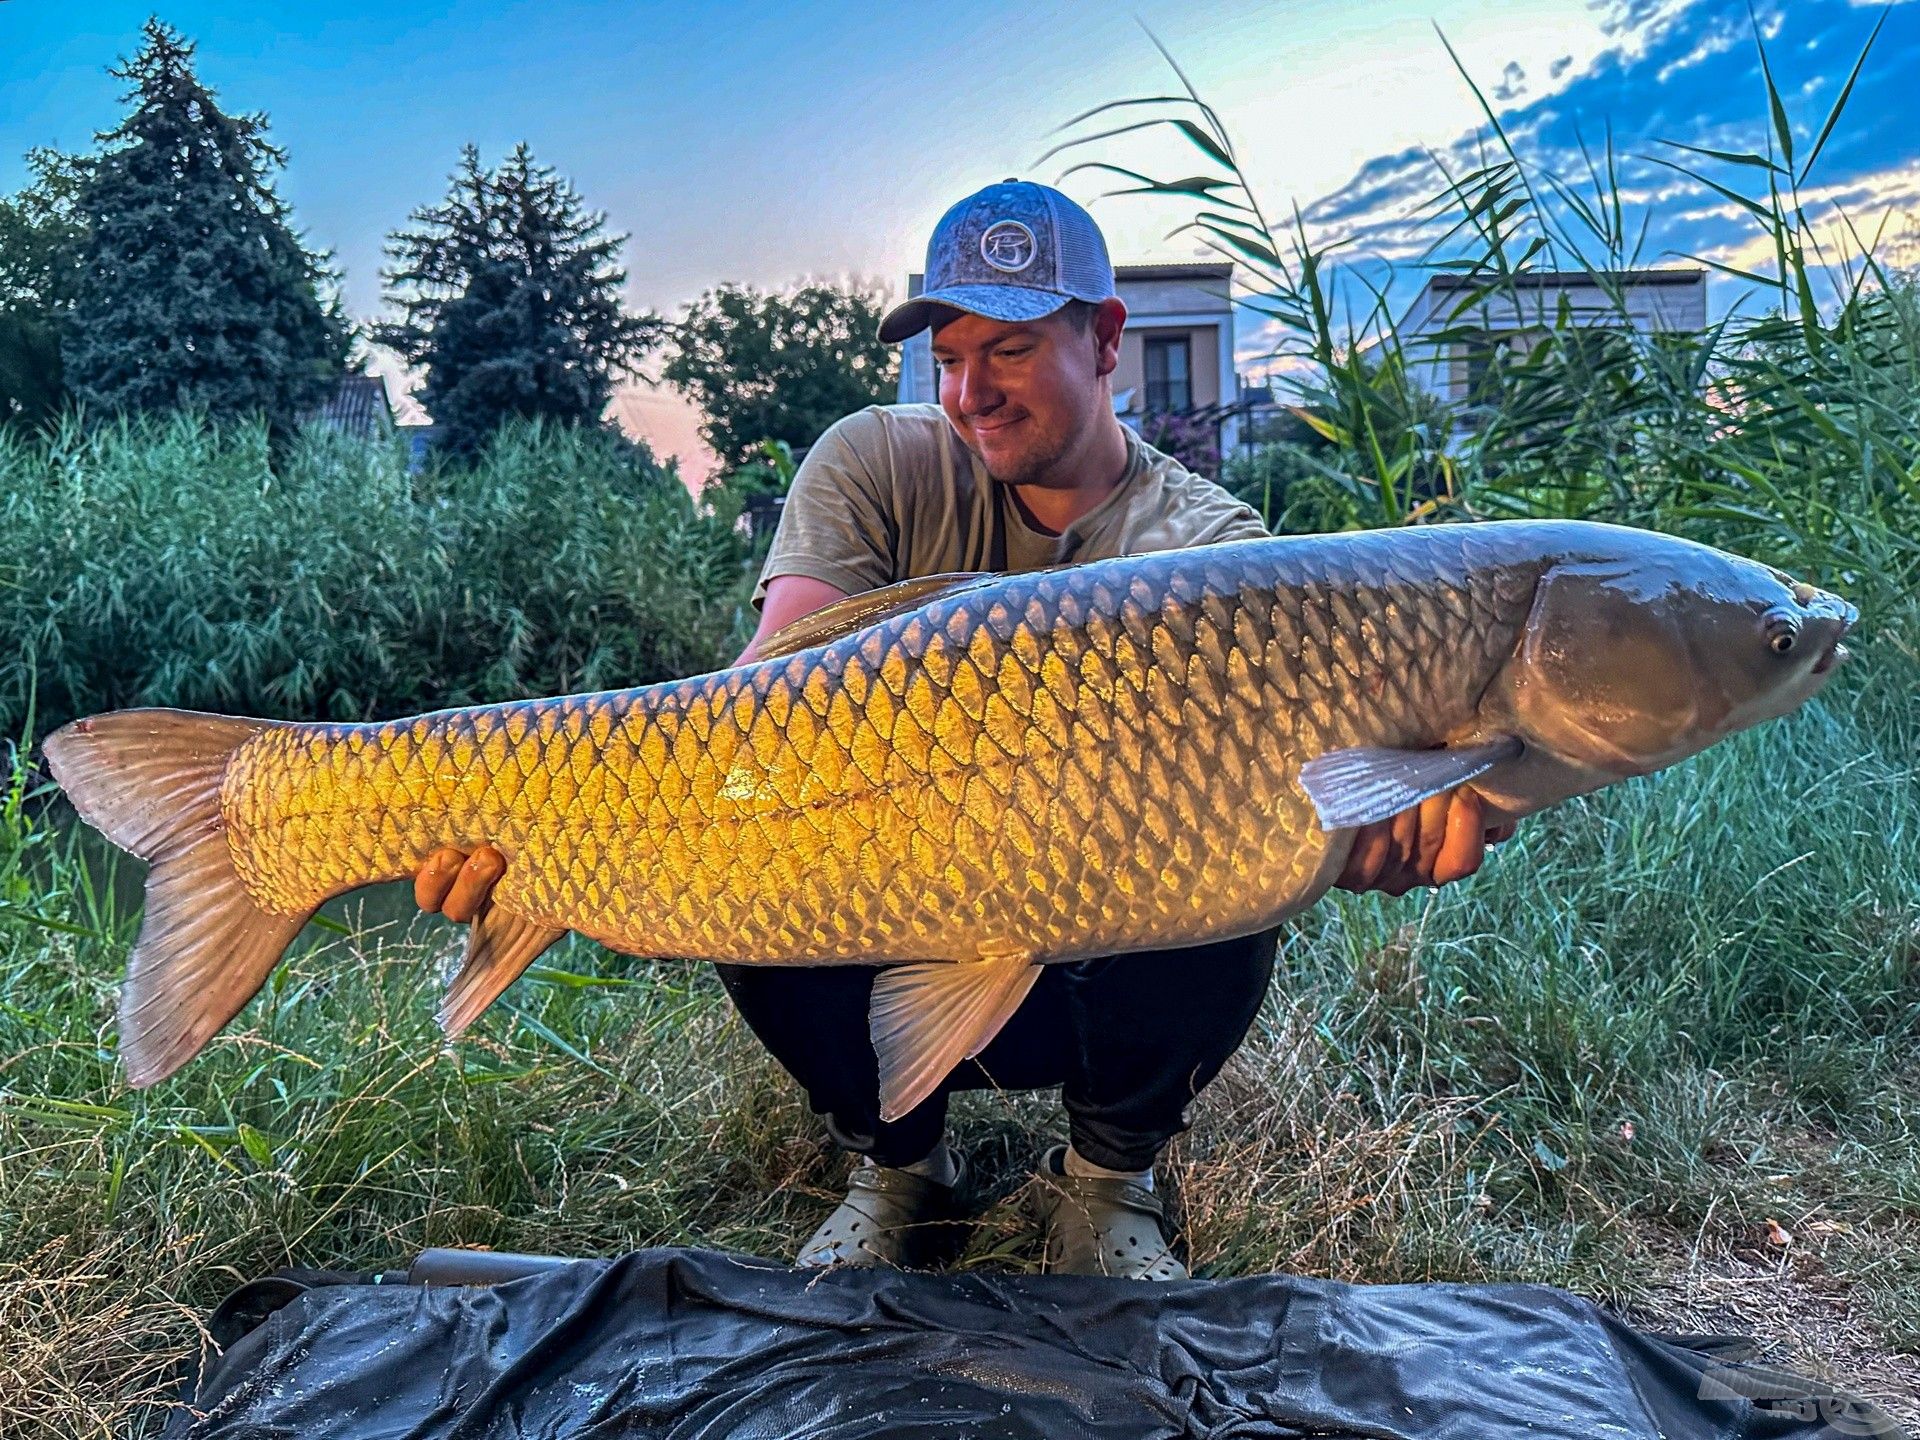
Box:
[47,520,1855,1115]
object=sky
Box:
[4,1,1917,483]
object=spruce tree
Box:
[378,143,652,458]
[62,19,347,422]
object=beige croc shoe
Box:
[1028,1146,1188,1281]
[794,1156,968,1270]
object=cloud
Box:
[1262,0,1919,336]
[1692,158,1920,274]
[1654,12,1742,84]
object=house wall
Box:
[1401,272,1708,405]
[1121,272,1233,319]
[1428,277,1707,333]
[1113,324,1222,411]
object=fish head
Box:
[1503,534,1857,777]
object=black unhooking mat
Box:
[165,1246,1900,1439]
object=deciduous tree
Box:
[657,281,896,472]
[0,150,87,429]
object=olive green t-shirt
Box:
[752,403,1268,607]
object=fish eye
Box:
[1763,608,1799,655]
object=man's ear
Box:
[1092,297,1126,377]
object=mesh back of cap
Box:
[1046,189,1116,300]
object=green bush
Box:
[0,412,756,737]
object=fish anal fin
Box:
[870,951,1042,1123]
[1298,734,1524,831]
[438,904,568,1036]
[754,572,996,661]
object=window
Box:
[1143,335,1192,412]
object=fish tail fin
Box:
[44,709,314,1088]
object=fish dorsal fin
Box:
[869,950,1042,1122]
[438,904,569,1035]
[754,572,997,661]
[1298,735,1523,831]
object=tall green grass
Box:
[0,412,754,739]
[3,641,1915,1433]
[1053,20,1920,638]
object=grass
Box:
[5,12,1920,1433]
[0,412,754,739]
[2,640,1916,1435]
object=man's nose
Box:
[955,360,1003,416]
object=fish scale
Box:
[48,517,1858,1092]
[217,525,1536,967]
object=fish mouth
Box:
[1810,602,1858,676]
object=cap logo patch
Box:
[979,220,1036,273]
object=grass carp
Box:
[46,519,1855,1116]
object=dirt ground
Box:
[1629,1242,1918,1434]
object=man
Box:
[414,180,1509,1280]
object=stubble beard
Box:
[974,416,1083,490]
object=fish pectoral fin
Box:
[437,905,569,1036]
[1298,734,1524,831]
[869,953,1042,1123]
[753,572,997,660]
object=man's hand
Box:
[414,845,505,923]
[1333,787,1518,897]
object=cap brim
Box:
[878,284,1071,344]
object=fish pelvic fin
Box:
[870,950,1042,1123]
[1298,734,1524,831]
[43,709,314,1088]
[438,905,568,1036]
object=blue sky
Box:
[4,1,1917,478]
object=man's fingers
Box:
[1413,792,1451,880]
[1486,819,1518,845]
[1389,804,1420,871]
[1432,790,1489,886]
[414,847,469,914]
[1336,821,1395,892]
[442,845,506,924]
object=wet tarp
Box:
[166,1246,1897,1439]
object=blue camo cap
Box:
[878,179,1117,344]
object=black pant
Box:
[716,927,1279,1173]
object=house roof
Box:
[310,374,394,437]
[1423,267,1705,292]
[1114,262,1234,281]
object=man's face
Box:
[930,302,1121,488]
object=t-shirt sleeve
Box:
[1158,466,1271,547]
[751,410,899,608]
[1197,499,1271,544]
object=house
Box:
[1397,268,1708,409]
[895,261,1242,450]
[307,372,396,439]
